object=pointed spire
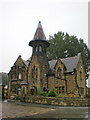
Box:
[33,21,46,40]
[29,21,50,47]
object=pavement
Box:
[1,100,90,119]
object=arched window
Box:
[80,71,82,81]
[19,73,22,79]
[57,67,62,78]
[39,45,42,52]
[32,69,34,78]
[36,46,38,52]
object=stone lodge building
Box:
[8,22,86,97]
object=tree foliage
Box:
[1,73,9,85]
[47,31,90,72]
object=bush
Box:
[47,90,57,97]
[39,92,47,96]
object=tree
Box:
[1,73,8,85]
[47,31,90,74]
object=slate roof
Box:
[61,53,80,73]
[48,53,81,73]
[33,21,46,40]
[48,60,57,71]
[29,21,50,47]
[23,60,30,67]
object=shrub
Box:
[15,96,21,100]
[47,90,57,97]
[39,92,47,96]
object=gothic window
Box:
[80,71,82,81]
[39,45,42,52]
[62,86,64,93]
[45,65,47,68]
[32,69,34,78]
[19,73,22,79]
[15,72,17,79]
[36,46,38,52]
[11,74,14,80]
[57,67,62,78]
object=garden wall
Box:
[21,96,90,107]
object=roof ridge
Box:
[49,59,58,62]
[61,55,78,60]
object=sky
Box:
[0,0,89,74]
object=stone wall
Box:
[76,56,86,95]
[21,96,90,107]
[66,74,77,94]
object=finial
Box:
[38,21,42,28]
[19,55,21,58]
[39,21,41,24]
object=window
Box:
[55,86,64,94]
[36,46,38,52]
[80,71,82,81]
[39,45,42,52]
[57,67,62,78]
[62,86,64,93]
[32,69,34,78]
[19,73,22,79]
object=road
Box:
[1,100,90,119]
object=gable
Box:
[48,59,65,72]
[10,55,30,70]
[14,56,26,67]
[54,59,65,76]
[61,53,81,73]
[48,53,81,73]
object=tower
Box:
[28,21,50,90]
[29,21,50,56]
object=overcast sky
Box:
[0,0,89,74]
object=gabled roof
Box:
[61,53,81,73]
[48,53,81,73]
[48,60,58,71]
[12,56,30,69]
[23,60,30,67]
